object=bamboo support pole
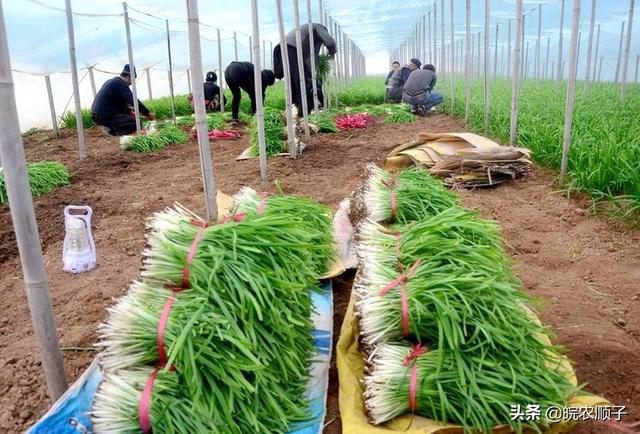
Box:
[509,0,524,146]
[65,0,86,158]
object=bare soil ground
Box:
[0,114,638,433]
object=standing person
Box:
[385,61,401,85]
[91,64,154,136]
[224,61,276,123]
[273,22,336,114]
[402,64,443,116]
[189,71,224,112]
[386,58,421,103]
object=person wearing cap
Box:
[188,71,224,112]
[385,58,421,103]
[91,64,154,136]
[273,23,336,114]
[224,61,276,123]
[402,63,443,116]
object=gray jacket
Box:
[403,69,438,96]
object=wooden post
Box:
[560,0,581,183]
[597,56,603,81]
[216,29,225,115]
[65,0,86,158]
[185,0,218,221]
[615,21,625,83]
[583,0,596,90]
[262,39,266,67]
[477,31,481,78]
[545,35,551,79]
[422,14,427,62]
[524,40,530,79]
[465,0,471,123]
[44,75,59,137]
[122,2,141,134]
[440,0,445,74]
[250,0,268,182]
[249,36,253,62]
[535,3,542,79]
[483,0,489,133]
[293,0,310,139]
[471,30,475,78]
[576,31,582,70]
[166,19,176,124]
[592,24,600,81]
[557,0,565,83]
[306,0,319,112]
[0,1,69,401]
[275,0,297,158]
[145,68,153,100]
[234,31,238,61]
[520,14,526,81]
[186,68,192,93]
[428,10,432,61]
[509,0,524,146]
[450,0,455,113]
[620,0,635,102]
[88,66,96,98]
[433,1,437,66]
[493,24,499,77]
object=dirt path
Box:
[0,114,637,433]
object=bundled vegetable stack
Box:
[93,191,335,434]
[119,122,188,153]
[0,161,70,205]
[352,164,578,432]
[249,107,286,156]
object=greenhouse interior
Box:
[0,0,639,433]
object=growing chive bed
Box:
[0,161,70,206]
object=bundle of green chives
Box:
[120,123,188,153]
[361,164,459,224]
[249,107,286,157]
[233,187,336,277]
[363,343,573,432]
[0,161,70,206]
[93,368,217,434]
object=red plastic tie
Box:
[180,220,209,289]
[220,212,247,224]
[402,343,428,413]
[157,291,177,366]
[395,232,402,258]
[390,191,398,221]
[378,259,421,297]
[256,194,268,214]
[138,369,158,434]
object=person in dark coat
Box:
[189,71,225,112]
[402,64,443,116]
[273,23,336,114]
[386,58,421,103]
[224,61,276,122]
[385,61,400,85]
[91,64,154,136]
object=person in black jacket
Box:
[385,61,400,85]
[224,61,276,122]
[91,64,154,136]
[189,71,225,112]
[273,23,336,114]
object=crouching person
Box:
[402,64,444,116]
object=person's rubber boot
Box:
[416,105,428,117]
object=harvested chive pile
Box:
[176,113,227,130]
[119,123,188,153]
[308,111,339,133]
[94,197,335,433]
[249,108,286,157]
[0,161,70,206]
[355,165,578,432]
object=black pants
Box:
[225,66,260,121]
[288,45,324,115]
[92,113,136,136]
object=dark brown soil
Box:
[0,114,638,433]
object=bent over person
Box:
[386,58,421,103]
[224,61,276,123]
[189,71,224,112]
[273,23,336,114]
[91,64,154,136]
[402,64,443,116]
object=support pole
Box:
[122,2,141,134]
[509,0,524,146]
[597,56,603,81]
[560,0,581,183]
[250,0,267,182]
[88,66,96,98]
[428,10,432,62]
[186,68,192,93]
[450,0,455,113]
[293,0,310,139]
[166,19,176,125]
[145,68,153,100]
[635,53,640,83]
[249,36,253,63]
[440,0,445,74]
[521,14,526,81]
[65,0,86,158]
[620,0,635,102]
[217,29,224,115]
[615,21,625,83]
[45,75,59,137]
[275,0,297,158]
[592,24,600,81]
[493,24,499,78]
[507,19,512,77]
[545,35,551,79]
[433,1,437,66]
[583,0,596,91]
[557,0,565,83]
[0,0,68,400]
[185,0,217,221]
[483,0,489,133]
[306,0,319,112]
[465,0,471,124]
[234,31,238,61]
[535,3,542,79]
